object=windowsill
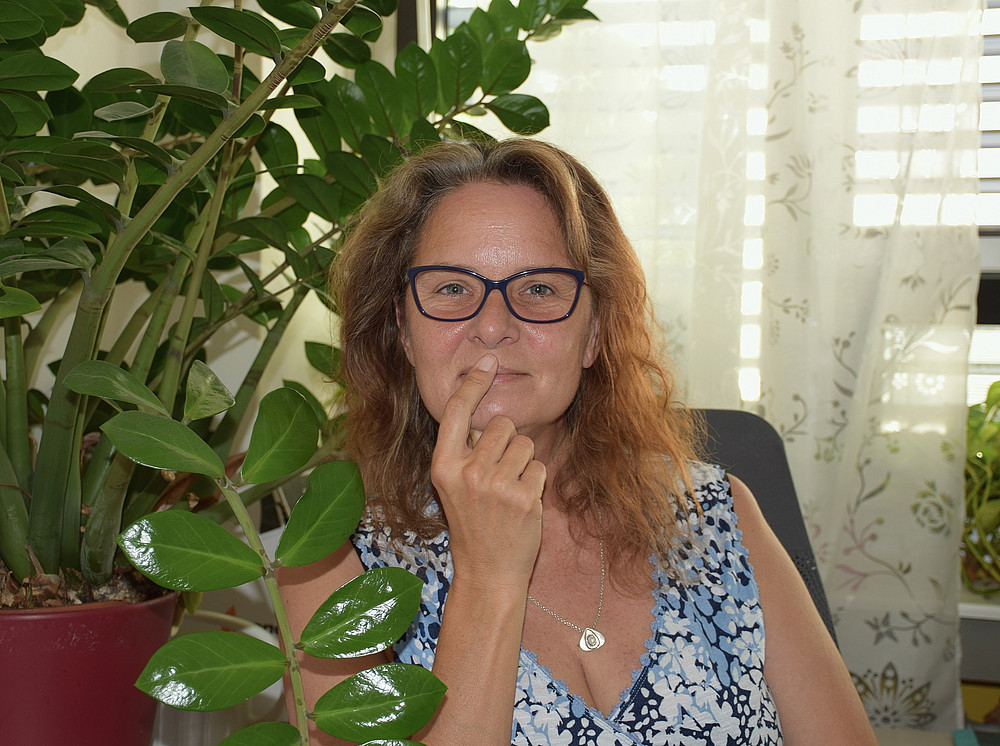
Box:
[959,586,1000,622]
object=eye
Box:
[437,282,469,296]
[525,282,555,297]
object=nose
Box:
[469,288,519,346]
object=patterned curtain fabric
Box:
[516,0,982,731]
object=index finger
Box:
[435,354,498,455]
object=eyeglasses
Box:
[406,265,586,323]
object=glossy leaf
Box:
[64,360,168,415]
[313,663,446,741]
[486,0,521,39]
[287,57,327,86]
[84,66,158,93]
[300,567,422,658]
[361,0,398,15]
[485,93,549,135]
[218,722,300,746]
[305,341,337,377]
[0,92,49,137]
[482,38,530,95]
[136,631,285,711]
[275,460,365,567]
[101,410,226,478]
[395,43,437,121]
[117,511,264,592]
[161,40,230,93]
[0,3,45,41]
[184,360,236,422]
[356,61,409,138]
[241,388,319,484]
[257,0,318,29]
[76,132,175,170]
[127,11,189,42]
[0,52,78,91]
[189,7,282,60]
[433,28,481,113]
[0,283,41,318]
[517,0,548,30]
[0,238,95,277]
[259,94,320,111]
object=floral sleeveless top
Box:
[351,464,783,745]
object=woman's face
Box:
[398,181,600,455]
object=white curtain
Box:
[516,0,982,731]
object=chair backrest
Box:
[696,408,838,645]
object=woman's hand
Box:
[429,353,545,591]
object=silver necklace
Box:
[526,533,606,652]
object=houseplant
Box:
[963,379,1000,596]
[0,0,595,742]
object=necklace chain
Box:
[525,524,606,650]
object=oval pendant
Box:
[579,627,606,651]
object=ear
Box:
[583,315,600,369]
[396,297,415,365]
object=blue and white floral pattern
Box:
[353,465,782,745]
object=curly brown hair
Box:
[330,138,702,572]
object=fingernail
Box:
[475,354,497,372]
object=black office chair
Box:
[697,408,838,645]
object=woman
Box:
[278,138,876,745]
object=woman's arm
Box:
[728,475,878,746]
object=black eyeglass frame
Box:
[406,265,587,324]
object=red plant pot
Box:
[0,592,177,746]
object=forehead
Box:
[413,182,570,271]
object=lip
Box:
[459,366,526,379]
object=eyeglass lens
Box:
[412,268,581,322]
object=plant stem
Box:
[218,477,309,743]
[28,0,360,571]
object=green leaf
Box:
[0,238,95,277]
[485,93,549,135]
[395,43,437,121]
[136,631,285,711]
[226,216,290,250]
[218,722,300,746]
[189,7,282,60]
[285,174,340,222]
[184,360,236,422]
[486,0,521,39]
[326,150,377,214]
[101,410,226,478]
[84,67,158,94]
[160,40,230,94]
[517,0,548,30]
[0,3,45,42]
[16,183,123,226]
[63,360,168,415]
[341,5,382,41]
[127,11,189,42]
[94,100,158,122]
[258,94,320,112]
[241,388,320,484]
[482,38,530,95]
[0,282,41,318]
[300,567,421,658]
[433,28,482,114]
[305,341,337,377]
[287,57,327,86]
[118,511,264,592]
[361,0,398,15]
[257,0,318,29]
[275,460,365,567]
[138,83,231,112]
[0,52,78,92]
[0,92,49,137]
[76,132,175,170]
[45,140,127,185]
[328,76,372,152]
[322,33,372,69]
[313,663,446,741]
[356,60,409,138]
[987,380,1000,410]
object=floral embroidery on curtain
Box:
[495,0,982,731]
